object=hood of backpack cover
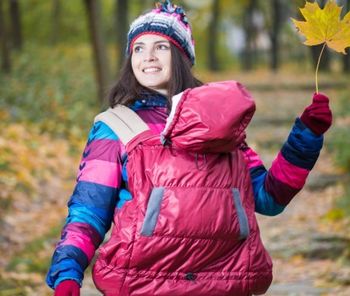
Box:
[161,81,256,153]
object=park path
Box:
[79,81,350,295]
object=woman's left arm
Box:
[241,93,332,216]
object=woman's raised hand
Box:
[300,92,332,135]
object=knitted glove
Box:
[300,92,332,135]
[54,280,80,296]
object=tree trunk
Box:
[208,0,220,71]
[269,0,281,71]
[9,0,22,50]
[84,0,110,104]
[0,0,11,73]
[343,0,350,73]
[51,0,61,45]
[242,0,258,71]
[116,0,128,69]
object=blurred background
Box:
[0,0,350,295]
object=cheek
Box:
[131,55,140,73]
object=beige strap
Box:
[94,105,149,145]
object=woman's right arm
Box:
[46,121,124,290]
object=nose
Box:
[143,49,157,62]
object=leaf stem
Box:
[315,43,327,94]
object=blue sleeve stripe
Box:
[66,206,110,238]
[256,186,285,216]
[281,118,323,170]
[251,172,285,216]
[53,245,89,270]
[88,121,119,141]
[249,165,267,179]
[69,181,118,211]
[46,258,84,289]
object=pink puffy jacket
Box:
[93,81,273,295]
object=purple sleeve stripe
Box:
[270,152,309,189]
[59,232,96,262]
[63,222,102,247]
[241,147,264,170]
[77,159,121,188]
[82,139,125,162]
[265,172,301,206]
[137,109,167,134]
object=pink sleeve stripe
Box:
[78,159,120,188]
[270,152,309,189]
[84,139,123,162]
[242,147,264,170]
[60,234,95,261]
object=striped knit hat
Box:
[126,0,195,65]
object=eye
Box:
[157,44,170,50]
[133,46,143,53]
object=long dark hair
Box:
[108,43,203,108]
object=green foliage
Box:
[0,44,99,140]
[328,92,350,172]
[21,0,87,44]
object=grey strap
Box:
[94,105,149,145]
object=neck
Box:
[154,88,168,96]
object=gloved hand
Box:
[300,92,332,135]
[54,280,80,296]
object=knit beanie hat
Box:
[126,0,195,65]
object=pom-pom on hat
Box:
[126,0,195,65]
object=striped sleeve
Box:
[46,121,123,289]
[242,118,324,216]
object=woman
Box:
[46,1,332,295]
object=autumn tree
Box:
[51,0,61,45]
[269,0,282,71]
[208,0,221,71]
[84,0,111,103]
[343,0,350,73]
[9,0,22,50]
[116,0,129,69]
[242,0,259,71]
[0,0,11,73]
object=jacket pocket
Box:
[140,186,249,240]
[231,188,250,239]
[140,187,165,236]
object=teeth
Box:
[143,67,161,73]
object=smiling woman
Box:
[131,35,172,96]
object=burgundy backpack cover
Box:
[93,81,273,296]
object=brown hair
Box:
[108,44,203,108]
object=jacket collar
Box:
[130,93,168,111]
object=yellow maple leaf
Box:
[292,0,350,54]
[292,0,350,93]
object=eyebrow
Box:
[133,40,170,46]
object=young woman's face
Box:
[131,34,172,95]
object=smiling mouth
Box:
[143,67,162,73]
